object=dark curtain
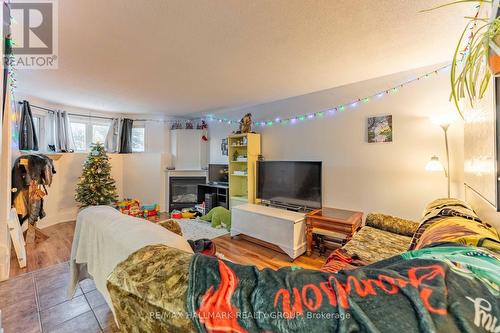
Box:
[19,100,39,151]
[119,118,133,153]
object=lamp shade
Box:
[430,113,458,127]
[425,156,444,172]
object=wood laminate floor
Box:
[10,221,76,278]
[10,220,325,278]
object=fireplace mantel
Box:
[165,169,208,177]
[164,169,207,212]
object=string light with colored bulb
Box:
[205,64,450,127]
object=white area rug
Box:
[177,218,229,240]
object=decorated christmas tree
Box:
[75,142,118,207]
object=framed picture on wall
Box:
[221,138,228,156]
[367,115,393,143]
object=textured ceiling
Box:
[16,0,471,115]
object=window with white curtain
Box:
[69,116,111,151]
[92,124,109,144]
[70,121,87,151]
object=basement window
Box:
[70,122,87,151]
[92,124,109,145]
[131,125,145,152]
[69,116,111,151]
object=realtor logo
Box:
[8,0,58,69]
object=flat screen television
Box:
[208,164,229,185]
[257,161,322,210]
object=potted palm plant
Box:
[423,0,500,118]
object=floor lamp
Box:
[425,114,457,198]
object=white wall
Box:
[122,153,166,209]
[209,122,232,164]
[208,64,464,221]
[38,153,124,228]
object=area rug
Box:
[177,218,229,240]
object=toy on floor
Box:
[117,199,142,217]
[181,208,198,219]
[171,210,183,219]
[142,204,160,218]
[199,206,231,230]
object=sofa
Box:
[319,213,419,272]
[339,213,418,262]
[105,198,500,332]
[322,199,500,273]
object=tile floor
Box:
[0,262,119,333]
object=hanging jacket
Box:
[12,154,56,224]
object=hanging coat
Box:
[12,154,55,224]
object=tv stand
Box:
[231,203,306,259]
[261,200,315,213]
[197,183,229,211]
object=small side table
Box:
[305,207,363,256]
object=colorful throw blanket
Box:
[409,198,500,251]
[320,248,368,273]
[187,245,499,333]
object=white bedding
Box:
[68,206,193,310]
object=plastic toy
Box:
[181,211,196,219]
[116,199,143,217]
[171,210,182,219]
[142,204,161,218]
[200,206,231,230]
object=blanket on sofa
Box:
[68,206,193,311]
[187,244,499,333]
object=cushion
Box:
[107,245,195,332]
[342,226,412,263]
[365,213,419,236]
[412,216,500,250]
[410,198,500,250]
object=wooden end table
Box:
[305,207,363,256]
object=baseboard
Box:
[37,209,78,229]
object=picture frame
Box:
[367,115,393,143]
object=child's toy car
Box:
[142,204,161,218]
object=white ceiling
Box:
[16,0,471,115]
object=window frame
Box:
[69,120,89,152]
[131,122,146,153]
[31,111,47,152]
[68,115,112,152]
[67,116,147,153]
